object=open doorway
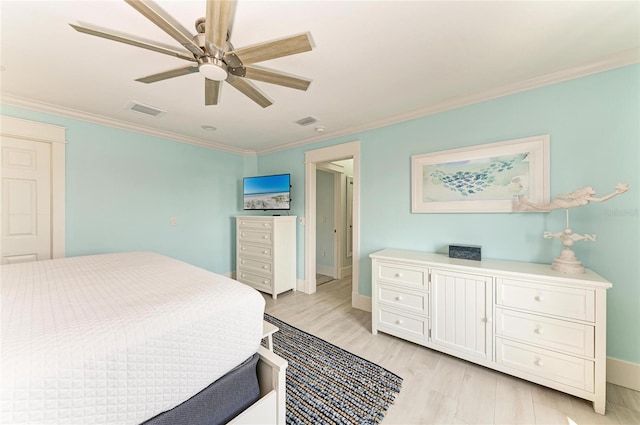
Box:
[316,160,354,286]
[304,141,364,310]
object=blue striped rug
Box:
[263,314,402,425]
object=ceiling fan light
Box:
[200,61,228,81]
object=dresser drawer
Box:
[495,308,594,357]
[238,270,272,292]
[239,230,273,244]
[238,219,274,230]
[496,338,594,392]
[377,284,428,316]
[376,262,426,290]
[496,278,595,322]
[239,257,273,274]
[238,244,273,260]
[376,307,429,343]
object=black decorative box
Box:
[448,244,482,261]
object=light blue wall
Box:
[0,105,246,273]
[258,64,640,363]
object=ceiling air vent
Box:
[295,116,318,126]
[126,101,166,117]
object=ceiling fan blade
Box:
[205,0,235,51]
[70,24,196,62]
[136,65,199,83]
[229,33,312,65]
[124,0,203,58]
[244,66,311,91]
[226,77,272,108]
[205,79,221,105]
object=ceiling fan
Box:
[70,0,313,108]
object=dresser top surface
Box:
[370,249,612,288]
[236,215,296,221]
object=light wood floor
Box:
[264,277,640,425]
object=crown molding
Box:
[0,94,257,156]
[2,48,638,157]
[256,48,640,155]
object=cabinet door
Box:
[431,269,493,361]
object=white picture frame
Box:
[411,135,550,213]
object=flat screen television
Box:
[243,173,291,210]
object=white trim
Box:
[257,48,640,155]
[304,141,360,310]
[0,115,66,143]
[352,293,371,313]
[340,265,352,279]
[0,115,66,258]
[607,357,640,391]
[0,95,255,156]
[296,278,306,293]
[304,163,317,293]
[316,264,334,277]
[316,162,344,173]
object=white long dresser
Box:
[236,216,296,299]
[370,249,612,414]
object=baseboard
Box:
[352,293,371,312]
[607,357,640,391]
[340,265,352,279]
[296,278,308,293]
[316,264,334,276]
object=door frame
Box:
[1,115,66,258]
[304,141,364,309]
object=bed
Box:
[1,252,287,424]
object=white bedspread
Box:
[1,252,265,424]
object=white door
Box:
[1,137,52,264]
[431,268,493,361]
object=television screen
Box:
[243,174,291,210]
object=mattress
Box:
[1,252,265,425]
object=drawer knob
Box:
[534,358,544,367]
[263,250,268,254]
[395,273,403,278]
[263,280,269,284]
[535,295,544,302]
[534,327,544,335]
[263,235,269,239]
[482,317,492,323]
[263,265,268,269]
[241,247,246,251]
[264,223,268,226]
[395,296,403,301]
[396,319,404,325]
[241,233,246,237]
[241,260,246,264]
[241,274,245,278]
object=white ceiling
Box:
[1,1,639,154]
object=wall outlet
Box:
[299,217,305,225]
[170,217,177,226]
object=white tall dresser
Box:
[236,216,296,299]
[370,249,612,414]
